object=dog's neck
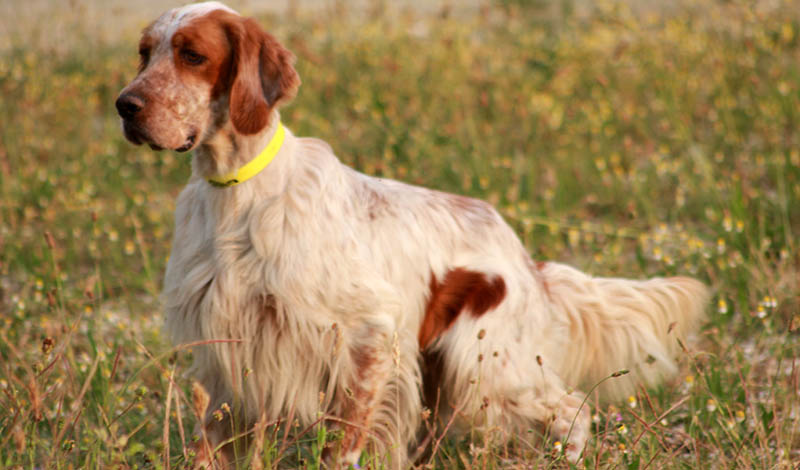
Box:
[194,110,282,176]
[191,110,294,199]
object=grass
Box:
[1,0,799,468]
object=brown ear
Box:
[228,18,300,135]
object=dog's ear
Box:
[227,18,300,135]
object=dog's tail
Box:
[539,262,709,401]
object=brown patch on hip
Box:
[418,268,506,350]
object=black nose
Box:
[115,93,145,119]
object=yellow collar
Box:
[207,122,286,187]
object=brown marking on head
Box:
[418,268,506,349]
[170,10,236,99]
[116,4,300,151]
[225,15,300,135]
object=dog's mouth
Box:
[122,120,197,153]
[175,134,196,153]
[122,121,146,146]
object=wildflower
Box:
[685,375,695,386]
[660,418,668,426]
[717,299,728,314]
[617,424,628,435]
[221,402,231,414]
[213,409,224,421]
[627,396,637,409]
[755,305,766,319]
[124,240,136,255]
[84,305,93,314]
[706,399,716,412]
[716,238,725,254]
[735,410,745,423]
[592,413,601,424]
[652,246,662,261]
[553,441,563,452]
[35,278,44,290]
[723,216,732,232]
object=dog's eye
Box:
[138,47,150,70]
[180,49,206,66]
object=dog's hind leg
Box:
[432,331,592,463]
[324,326,421,470]
[506,369,592,463]
[474,362,592,463]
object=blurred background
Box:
[0,0,798,468]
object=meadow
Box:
[0,0,798,468]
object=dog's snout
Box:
[116,93,145,119]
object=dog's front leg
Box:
[190,414,235,470]
[323,335,397,469]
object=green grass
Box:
[1,0,799,468]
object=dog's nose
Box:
[115,93,145,119]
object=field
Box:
[1,0,799,468]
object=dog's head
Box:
[115,1,299,152]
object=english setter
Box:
[116,2,709,467]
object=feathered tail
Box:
[540,262,710,401]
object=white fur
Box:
[153,2,237,40]
[133,4,713,468]
[162,112,709,467]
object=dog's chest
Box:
[164,189,331,343]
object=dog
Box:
[115,2,709,467]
